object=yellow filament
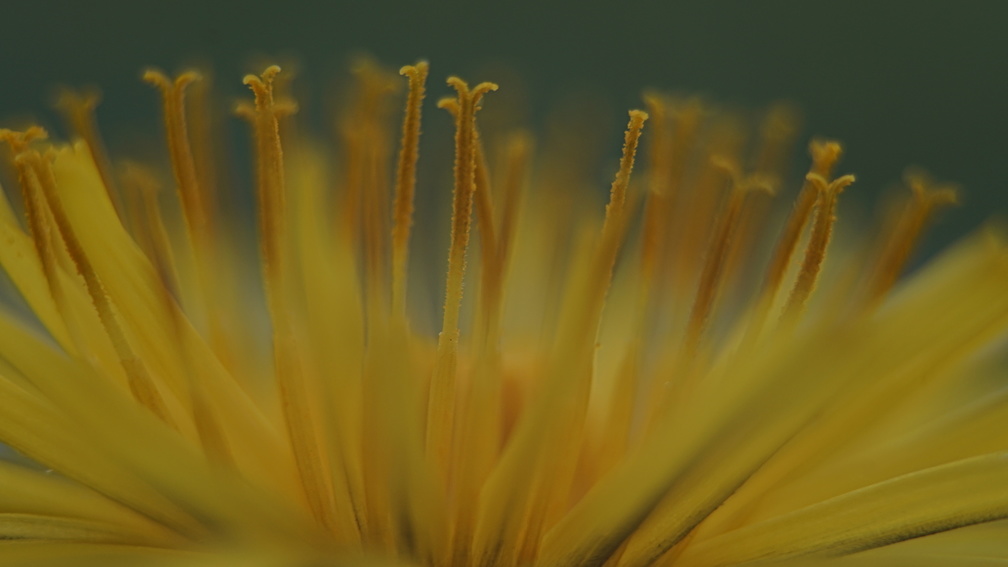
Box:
[481,132,531,350]
[584,107,657,482]
[471,131,500,347]
[516,110,648,565]
[17,147,175,427]
[21,164,62,291]
[238,66,339,530]
[130,167,234,467]
[144,69,242,371]
[751,104,801,184]
[425,77,497,474]
[339,60,399,265]
[602,110,648,240]
[466,110,646,567]
[0,128,55,269]
[0,128,81,353]
[3,130,159,403]
[237,66,296,282]
[52,89,124,218]
[760,140,843,306]
[495,132,531,271]
[862,171,958,306]
[446,134,532,563]
[738,140,843,343]
[684,160,772,350]
[595,103,664,487]
[781,172,856,320]
[659,99,704,303]
[391,61,429,315]
[681,120,742,263]
[118,162,233,465]
[640,93,671,290]
[185,71,222,224]
[361,129,394,302]
[720,105,799,292]
[158,277,235,471]
[119,163,181,299]
[438,100,511,350]
[142,70,209,242]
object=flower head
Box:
[0,59,1005,566]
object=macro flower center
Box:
[0,58,1003,567]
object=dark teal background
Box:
[1,0,1005,253]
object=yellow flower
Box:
[0,58,1005,566]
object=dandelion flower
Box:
[0,59,1005,567]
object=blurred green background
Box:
[1,0,1005,253]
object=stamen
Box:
[447,190,502,563]
[16,145,175,427]
[479,132,531,351]
[761,140,843,306]
[640,93,671,291]
[239,66,339,530]
[641,96,703,327]
[744,140,843,340]
[124,162,234,467]
[426,76,497,473]
[185,71,221,225]
[781,172,856,320]
[52,89,124,219]
[471,132,499,346]
[0,126,47,153]
[142,69,229,342]
[358,78,398,299]
[433,105,505,350]
[518,110,648,564]
[602,110,649,241]
[661,99,705,300]
[862,170,958,306]
[119,163,180,299]
[0,129,68,322]
[720,106,799,294]
[0,127,50,232]
[142,70,209,243]
[495,132,531,270]
[751,104,801,184]
[469,109,646,567]
[236,65,298,283]
[446,136,532,560]
[339,59,399,276]
[685,159,773,350]
[391,61,429,315]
